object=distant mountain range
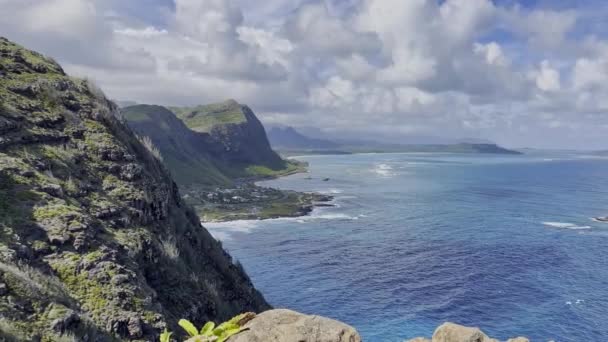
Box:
[267,126,522,155]
[268,126,339,150]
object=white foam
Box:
[542,222,592,230]
[203,207,359,240]
[373,163,395,176]
[321,188,343,194]
[312,213,357,220]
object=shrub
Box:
[139,135,163,162]
[160,313,255,342]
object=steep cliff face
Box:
[0,37,269,341]
[171,100,286,175]
[121,104,232,187]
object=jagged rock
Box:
[0,282,8,296]
[0,37,270,341]
[229,309,361,342]
[407,323,529,342]
[50,310,80,333]
[119,163,143,180]
[0,117,19,134]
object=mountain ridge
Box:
[0,37,269,341]
[267,126,522,155]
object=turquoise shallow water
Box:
[205,152,608,342]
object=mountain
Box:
[0,37,269,341]
[341,142,522,154]
[264,126,520,155]
[114,100,138,108]
[395,143,522,154]
[122,104,232,187]
[170,100,287,175]
[124,102,303,184]
[267,126,339,150]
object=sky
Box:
[1,0,608,149]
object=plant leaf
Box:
[217,327,244,342]
[213,322,240,336]
[227,313,245,325]
[159,329,173,342]
[178,319,199,337]
[200,321,216,336]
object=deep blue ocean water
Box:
[206,152,608,342]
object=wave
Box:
[322,188,343,194]
[542,221,592,230]
[373,163,395,176]
[204,207,359,240]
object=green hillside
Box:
[122,104,232,186]
[0,37,269,341]
[170,99,247,133]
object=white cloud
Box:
[535,60,561,92]
[474,42,508,66]
[1,0,608,149]
[573,57,608,91]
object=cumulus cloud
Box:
[0,0,607,149]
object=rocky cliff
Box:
[170,100,286,176]
[0,37,269,341]
[121,104,232,187]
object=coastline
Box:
[191,157,335,223]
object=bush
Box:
[160,313,255,342]
[139,135,163,162]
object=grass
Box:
[171,100,247,133]
[244,160,306,178]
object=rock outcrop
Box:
[229,309,361,342]
[124,102,298,182]
[0,37,269,341]
[408,323,529,342]
[122,104,233,187]
[171,100,286,173]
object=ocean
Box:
[205,152,608,341]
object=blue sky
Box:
[1,0,608,149]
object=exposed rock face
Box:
[408,323,529,342]
[122,104,233,187]
[124,102,294,183]
[171,100,286,172]
[0,37,269,341]
[229,309,361,342]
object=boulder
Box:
[229,309,361,342]
[407,322,529,342]
[432,323,498,342]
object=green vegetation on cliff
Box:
[123,102,298,183]
[123,102,319,223]
[0,37,269,341]
[170,100,246,133]
[121,105,232,187]
[169,100,286,174]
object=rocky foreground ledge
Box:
[222,310,529,342]
[407,322,529,342]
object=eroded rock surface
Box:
[229,309,361,342]
[0,37,269,341]
[408,322,529,342]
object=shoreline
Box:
[194,157,336,223]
